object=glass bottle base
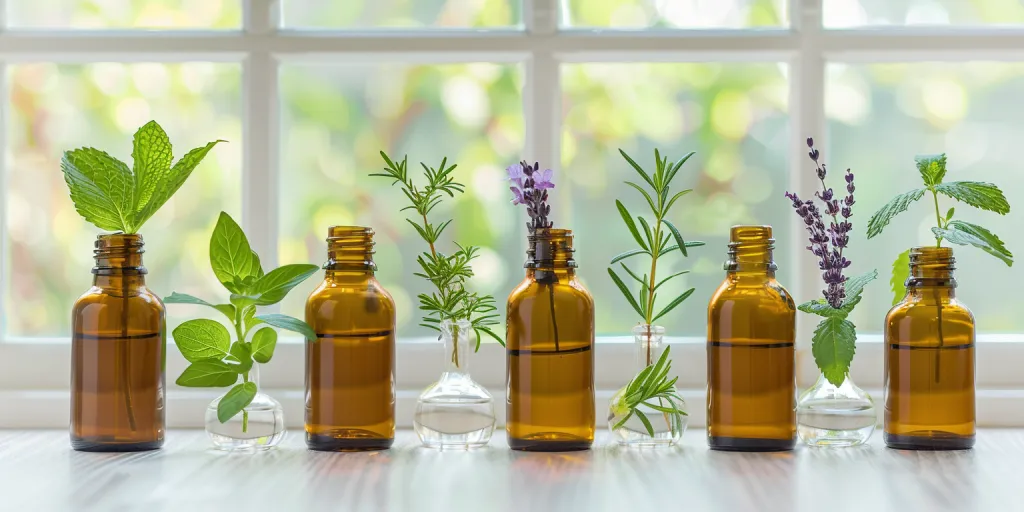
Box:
[508,434,592,452]
[306,431,394,452]
[70,437,163,452]
[708,436,795,452]
[884,431,975,450]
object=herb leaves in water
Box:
[166,212,318,431]
[866,153,1012,304]
[786,138,876,387]
[371,152,503,366]
[607,148,703,436]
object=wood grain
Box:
[0,429,1021,512]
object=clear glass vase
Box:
[204,365,286,451]
[413,320,495,449]
[797,372,876,447]
[608,325,687,447]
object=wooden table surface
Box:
[0,429,1020,512]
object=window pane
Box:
[825,0,1024,27]
[827,62,1024,333]
[562,0,788,29]
[282,0,521,29]
[6,62,242,337]
[279,63,524,337]
[6,0,241,29]
[563,63,790,337]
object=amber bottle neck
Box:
[525,228,576,280]
[323,226,376,279]
[724,225,777,277]
[92,234,147,288]
[906,246,956,298]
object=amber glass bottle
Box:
[706,225,796,451]
[305,226,396,451]
[71,234,165,452]
[506,228,595,451]
[884,246,975,450]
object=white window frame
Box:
[1,0,1023,428]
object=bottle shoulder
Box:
[885,295,975,324]
[708,275,796,313]
[506,276,594,309]
[305,278,396,328]
[73,286,165,314]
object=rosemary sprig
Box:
[370,151,503,364]
[610,346,687,436]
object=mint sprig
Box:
[798,269,877,384]
[166,212,318,430]
[867,153,1013,300]
[60,120,223,234]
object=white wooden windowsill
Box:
[1,429,1019,511]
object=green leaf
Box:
[843,269,878,306]
[254,314,316,340]
[135,139,223,228]
[866,188,926,238]
[933,220,1013,266]
[663,189,692,216]
[890,249,911,306]
[163,292,235,321]
[798,269,877,318]
[945,207,956,223]
[624,181,657,215]
[653,270,689,292]
[934,181,1010,215]
[616,200,648,251]
[246,264,319,306]
[210,212,263,294]
[915,154,948,187]
[651,288,695,323]
[610,249,650,264]
[226,342,253,374]
[251,328,278,364]
[242,306,261,333]
[175,359,239,387]
[61,148,135,232]
[661,219,689,258]
[607,268,644,319]
[634,409,655,437]
[811,316,857,387]
[665,152,695,186]
[217,382,257,423]
[172,319,231,363]
[130,121,173,222]
[618,149,656,190]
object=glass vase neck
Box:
[441,319,474,375]
[633,324,665,368]
[724,225,777,275]
[906,246,956,295]
[324,226,376,276]
[247,361,261,389]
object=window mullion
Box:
[524,0,560,192]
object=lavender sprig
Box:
[508,161,553,233]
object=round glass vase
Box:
[607,325,687,447]
[413,319,496,449]
[204,365,286,451]
[797,372,876,447]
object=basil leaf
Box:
[915,154,947,187]
[254,313,316,341]
[163,292,234,321]
[217,382,257,423]
[61,148,135,233]
[172,319,231,363]
[866,188,926,239]
[176,359,238,387]
[251,328,278,364]
[933,220,1013,266]
[130,120,173,220]
[934,181,1010,215]
[811,316,857,388]
[226,342,253,374]
[210,212,263,294]
[246,264,319,306]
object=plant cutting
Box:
[63,120,222,451]
[606,148,704,443]
[165,212,317,449]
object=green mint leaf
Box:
[61,148,134,232]
[811,316,857,387]
[934,181,1010,215]
[246,264,319,306]
[175,359,239,387]
[254,314,316,340]
[172,319,231,363]
[798,270,877,319]
[134,139,224,228]
[915,154,947,187]
[217,382,257,423]
[890,249,911,306]
[226,342,253,374]
[210,212,263,294]
[131,121,173,220]
[251,328,278,364]
[866,188,926,238]
[933,220,1013,266]
[842,269,878,307]
[164,292,235,321]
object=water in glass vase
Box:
[413,320,495,449]
[797,373,876,447]
[204,366,286,451]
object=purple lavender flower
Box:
[508,160,554,233]
[787,139,856,309]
